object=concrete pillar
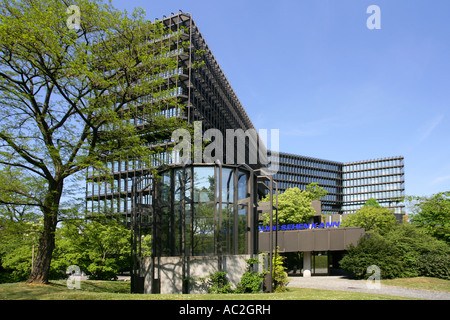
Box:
[303,251,312,277]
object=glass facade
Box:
[342,157,405,215]
[269,152,343,215]
[153,164,257,258]
[272,152,405,217]
[85,12,262,222]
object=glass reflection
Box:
[238,171,248,200]
[156,165,252,257]
[193,167,215,202]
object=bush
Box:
[235,258,265,294]
[340,223,450,280]
[272,253,289,292]
[206,271,233,294]
[416,253,450,280]
[235,271,264,293]
[339,233,406,279]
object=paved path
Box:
[287,276,450,300]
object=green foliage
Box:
[206,271,233,294]
[272,252,289,292]
[0,187,42,283]
[407,191,450,244]
[0,0,188,282]
[340,223,450,280]
[235,258,265,294]
[235,271,264,294]
[364,198,382,208]
[260,187,316,225]
[339,233,405,279]
[52,218,131,280]
[304,183,328,201]
[341,199,397,233]
[0,244,34,283]
[415,253,450,280]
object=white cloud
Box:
[430,174,450,186]
[418,114,444,143]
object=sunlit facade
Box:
[85,12,263,221]
[81,11,407,293]
[269,152,343,215]
[271,152,405,219]
[342,156,404,216]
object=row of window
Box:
[87,197,144,215]
[120,86,186,109]
[343,159,403,172]
[343,167,403,180]
[343,182,403,195]
[275,178,339,191]
[343,174,403,187]
[342,203,404,214]
[343,190,403,203]
[86,151,173,177]
[131,107,182,126]
[273,172,340,185]
[273,155,341,172]
[148,66,185,83]
[275,165,341,179]
[87,177,152,195]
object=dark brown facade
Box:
[259,227,365,253]
[85,12,264,220]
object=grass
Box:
[0,281,405,300]
[2,277,447,300]
[381,277,450,292]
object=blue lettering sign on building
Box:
[258,221,340,232]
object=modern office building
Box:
[269,152,344,215]
[271,152,405,220]
[86,11,405,221]
[85,12,266,222]
[342,156,405,219]
[84,12,405,292]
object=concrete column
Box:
[303,251,312,277]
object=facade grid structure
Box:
[85,12,264,221]
[81,11,407,292]
[342,156,405,217]
[85,11,405,225]
[271,152,405,219]
[269,152,343,215]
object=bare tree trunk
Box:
[26,180,63,284]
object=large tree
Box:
[341,198,397,233]
[0,0,185,283]
[407,191,450,244]
[53,217,131,280]
[260,186,327,225]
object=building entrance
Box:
[282,250,348,276]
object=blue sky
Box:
[111,0,450,197]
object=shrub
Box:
[272,252,289,292]
[235,258,265,294]
[415,253,450,280]
[206,271,233,294]
[340,224,450,280]
[339,233,405,279]
[235,271,264,293]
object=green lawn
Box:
[381,277,450,292]
[3,277,447,300]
